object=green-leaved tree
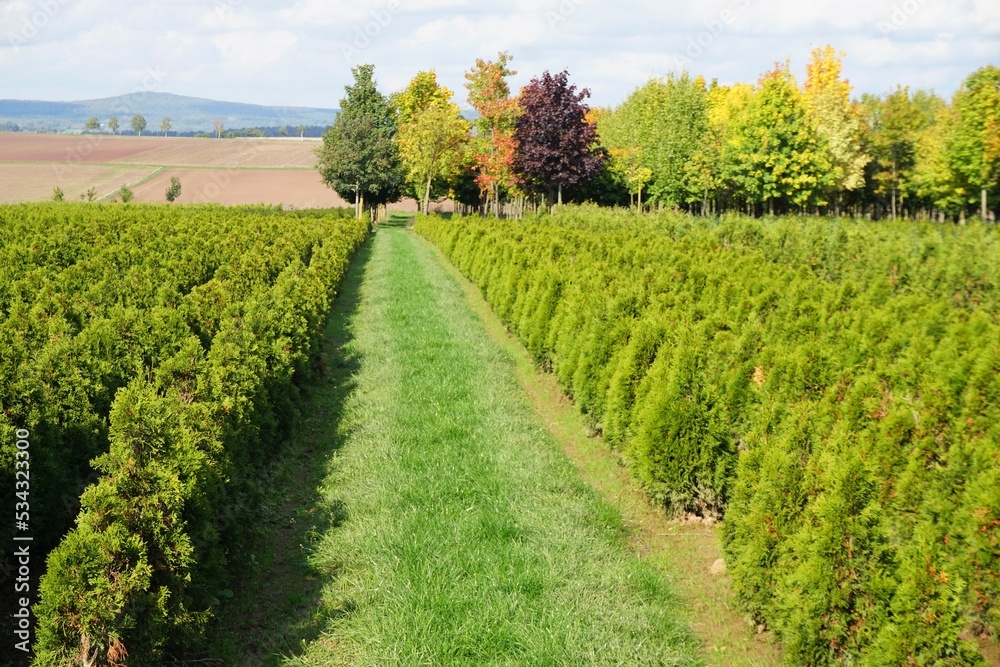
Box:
[395,71,471,214]
[803,46,870,209]
[316,64,404,219]
[727,64,829,214]
[949,65,1000,220]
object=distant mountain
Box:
[0,92,338,133]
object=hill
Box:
[0,91,338,133]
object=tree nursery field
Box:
[1,39,997,667]
[2,198,999,666]
[417,207,1000,666]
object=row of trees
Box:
[84,116,312,139]
[597,48,999,220]
[84,114,168,137]
[316,55,605,218]
[317,50,998,221]
[417,209,1000,665]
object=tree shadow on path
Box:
[196,231,376,667]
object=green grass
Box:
[277,216,701,666]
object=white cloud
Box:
[213,30,298,69]
[0,0,995,107]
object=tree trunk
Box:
[983,188,988,221]
[558,183,563,206]
[891,161,897,220]
[423,176,432,216]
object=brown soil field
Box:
[0,133,454,211]
[0,163,161,203]
[0,133,319,168]
[131,168,345,208]
[131,169,452,212]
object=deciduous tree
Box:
[108,115,119,135]
[513,69,607,206]
[160,117,171,137]
[949,65,1000,220]
[165,176,181,202]
[726,64,828,214]
[131,114,147,137]
[395,71,470,214]
[863,87,920,219]
[911,104,962,216]
[803,46,870,208]
[465,52,521,214]
[316,64,404,218]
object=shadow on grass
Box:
[187,232,376,667]
[378,213,414,229]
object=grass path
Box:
[275,219,700,666]
[424,231,782,667]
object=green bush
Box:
[416,205,1000,665]
[0,203,365,664]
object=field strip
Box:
[0,160,315,171]
[271,218,701,665]
[96,165,167,201]
[418,229,783,666]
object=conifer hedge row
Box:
[416,207,1000,666]
[0,204,367,664]
[1,204,348,566]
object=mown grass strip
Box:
[286,218,701,666]
[418,229,782,667]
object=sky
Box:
[2,0,998,110]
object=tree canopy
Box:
[395,71,470,214]
[306,49,999,221]
[512,69,606,205]
[464,52,521,214]
[317,64,404,218]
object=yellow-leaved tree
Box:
[395,71,470,214]
[803,46,870,210]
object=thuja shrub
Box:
[416,206,1000,666]
[0,204,358,565]
[19,206,367,665]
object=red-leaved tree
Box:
[465,52,520,215]
[513,70,607,205]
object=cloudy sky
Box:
[2,0,998,109]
